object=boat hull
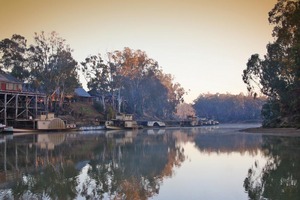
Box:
[105,125,125,130]
[105,120,140,130]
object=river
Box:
[0,124,299,199]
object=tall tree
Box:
[108,48,159,115]
[81,54,111,111]
[107,47,185,118]
[0,34,30,80]
[242,0,300,127]
[28,31,79,112]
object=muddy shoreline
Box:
[241,127,300,136]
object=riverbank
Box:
[241,127,300,137]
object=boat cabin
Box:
[115,113,134,121]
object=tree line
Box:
[243,0,300,127]
[0,32,184,119]
[193,93,266,123]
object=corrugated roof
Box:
[0,71,22,83]
[75,87,91,97]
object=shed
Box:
[74,87,92,102]
[0,71,23,92]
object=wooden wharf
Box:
[0,90,47,127]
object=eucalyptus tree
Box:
[108,47,185,118]
[139,75,169,117]
[175,103,196,119]
[81,54,111,111]
[242,0,300,127]
[108,48,162,115]
[28,31,79,112]
[157,72,185,117]
[0,34,30,80]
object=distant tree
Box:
[242,0,300,127]
[175,103,196,119]
[0,34,30,80]
[28,31,79,112]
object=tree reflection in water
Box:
[244,136,300,200]
[0,130,186,199]
[82,131,186,199]
[12,163,78,199]
[3,127,299,199]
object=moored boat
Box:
[6,113,77,133]
[35,113,76,131]
[105,113,140,130]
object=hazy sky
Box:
[0,0,277,103]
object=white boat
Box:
[105,113,140,130]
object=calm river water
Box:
[0,124,299,200]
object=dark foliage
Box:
[242,0,300,127]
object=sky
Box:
[0,0,277,103]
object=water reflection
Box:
[0,130,185,199]
[0,125,299,199]
[244,136,300,200]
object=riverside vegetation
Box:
[243,0,300,128]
